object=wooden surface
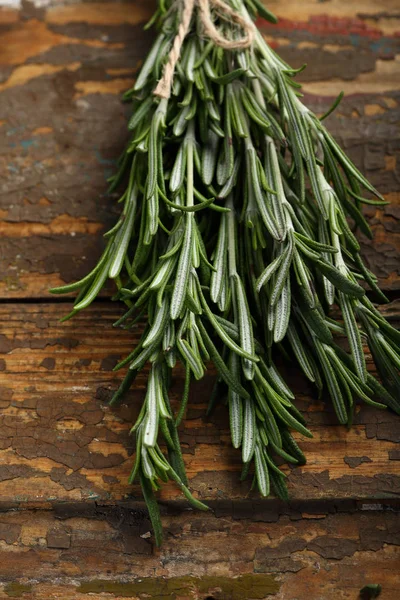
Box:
[0,1,399,598]
[0,302,399,506]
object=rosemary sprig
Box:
[52,0,400,544]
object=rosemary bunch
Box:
[52,0,400,545]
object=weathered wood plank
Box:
[0,504,398,599]
[0,1,399,596]
[0,302,398,505]
[0,1,399,298]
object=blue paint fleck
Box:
[94,148,117,166]
[370,38,395,55]
[349,34,359,48]
[347,32,396,55]
[20,138,38,150]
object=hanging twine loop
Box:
[153,0,255,99]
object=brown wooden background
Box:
[0,1,399,598]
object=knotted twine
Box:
[153,0,255,99]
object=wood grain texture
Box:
[0,505,399,599]
[0,302,399,506]
[0,1,399,298]
[0,1,399,597]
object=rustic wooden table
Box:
[0,1,399,598]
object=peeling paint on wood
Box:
[0,1,399,298]
[0,302,398,505]
[0,1,399,598]
[0,507,399,599]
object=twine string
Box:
[153,0,255,99]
